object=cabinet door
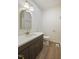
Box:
[18,48,29,59]
[29,39,43,59]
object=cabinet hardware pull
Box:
[18,55,24,59]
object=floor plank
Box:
[36,41,61,59]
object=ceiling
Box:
[29,0,61,10]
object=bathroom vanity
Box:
[18,31,43,59]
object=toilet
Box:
[43,35,50,46]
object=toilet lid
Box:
[44,36,50,39]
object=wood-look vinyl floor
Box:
[36,42,61,59]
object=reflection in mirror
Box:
[20,10,32,34]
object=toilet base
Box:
[43,39,49,46]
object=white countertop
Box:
[18,30,43,47]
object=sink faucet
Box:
[25,32,30,35]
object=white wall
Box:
[29,1,43,32]
[42,7,61,43]
[18,0,43,32]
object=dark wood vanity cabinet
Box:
[18,48,29,59]
[18,35,43,59]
